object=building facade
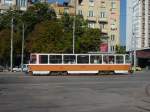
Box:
[126,0,150,51]
[126,0,150,68]
[0,0,28,12]
[50,2,75,19]
[69,0,120,53]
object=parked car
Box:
[131,66,142,71]
[12,66,22,72]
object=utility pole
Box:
[21,23,24,72]
[10,17,13,72]
[72,0,76,54]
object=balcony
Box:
[87,16,96,22]
[20,6,27,11]
[0,4,28,11]
[89,2,94,7]
[101,29,108,34]
[99,17,108,23]
[0,4,10,10]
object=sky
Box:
[49,0,126,46]
[120,0,126,46]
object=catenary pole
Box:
[21,23,24,72]
[10,17,13,72]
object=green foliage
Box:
[0,28,21,65]
[0,29,10,64]
[75,15,88,36]
[26,20,72,53]
[61,13,73,32]
[0,11,13,30]
[26,15,101,53]
[115,45,126,54]
[76,28,101,53]
[33,3,56,21]
[0,3,102,65]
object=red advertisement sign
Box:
[100,43,108,52]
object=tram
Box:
[28,53,132,75]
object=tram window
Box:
[39,55,48,64]
[30,55,36,64]
[49,55,62,64]
[108,56,115,64]
[103,55,114,64]
[116,55,123,64]
[90,55,102,64]
[64,55,76,64]
[103,55,109,64]
[77,55,89,64]
[125,55,130,64]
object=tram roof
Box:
[30,53,128,55]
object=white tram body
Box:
[28,53,131,75]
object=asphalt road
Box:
[0,71,150,112]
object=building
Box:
[0,0,28,12]
[68,0,120,53]
[126,0,150,68]
[34,0,47,3]
[50,2,75,19]
[126,0,142,51]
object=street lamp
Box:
[9,5,17,72]
[10,8,25,72]
[21,23,25,72]
[10,17,13,72]
[72,0,76,54]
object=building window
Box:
[20,0,27,7]
[111,46,115,51]
[111,1,116,9]
[111,24,116,30]
[111,34,115,41]
[111,19,116,30]
[88,22,95,28]
[88,10,94,17]
[101,1,105,8]
[16,0,27,8]
[100,24,105,29]
[4,0,13,6]
[89,0,94,6]
[78,0,83,5]
[100,12,107,18]
[78,10,82,15]
[64,8,69,14]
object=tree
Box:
[0,29,10,65]
[61,13,74,32]
[0,28,21,66]
[26,20,72,53]
[76,28,101,53]
[115,45,126,54]
[31,3,56,22]
[60,14,101,53]
[0,3,57,65]
[0,9,24,66]
[0,3,102,65]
